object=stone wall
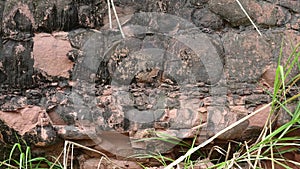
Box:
[0,0,299,168]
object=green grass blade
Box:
[284,52,300,79]
[284,44,300,78]
[272,65,283,109]
[19,152,24,169]
[278,37,285,66]
[278,65,286,101]
[25,146,31,169]
[9,143,20,166]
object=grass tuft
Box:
[0,139,63,169]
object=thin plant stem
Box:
[110,0,125,38]
[107,0,112,29]
[235,0,262,36]
[165,103,272,169]
[0,161,18,169]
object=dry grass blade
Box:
[50,150,63,169]
[235,0,262,36]
[253,122,268,168]
[244,141,255,169]
[97,156,104,169]
[234,161,243,169]
[107,0,112,29]
[71,143,74,169]
[63,141,126,169]
[165,103,272,169]
[63,141,70,168]
[0,161,18,169]
[107,0,125,38]
[225,142,231,161]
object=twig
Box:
[165,103,272,169]
[235,0,262,36]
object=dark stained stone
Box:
[277,0,300,13]
[0,1,4,84]
[256,2,291,27]
[24,125,57,147]
[1,40,34,88]
[208,0,255,27]
[33,0,58,32]
[190,0,209,7]
[54,125,92,140]
[13,9,33,32]
[0,119,20,144]
[0,48,2,84]
[222,31,272,83]
[207,106,249,140]
[0,1,4,26]
[208,0,291,28]
[2,1,34,40]
[192,7,224,30]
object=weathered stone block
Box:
[223,31,273,83]
[33,32,73,78]
[1,40,34,87]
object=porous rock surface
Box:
[0,0,299,168]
